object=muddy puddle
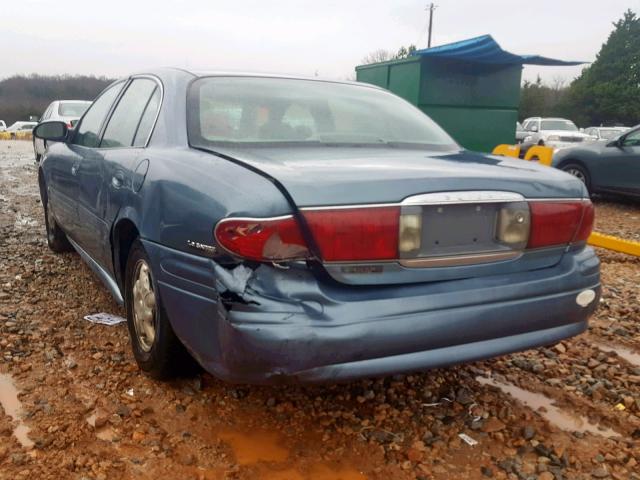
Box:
[220,429,366,479]
[0,372,35,448]
[594,342,640,368]
[477,376,620,438]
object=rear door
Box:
[75,77,161,269]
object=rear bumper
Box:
[145,240,600,384]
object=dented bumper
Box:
[143,239,600,384]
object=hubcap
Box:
[565,168,586,184]
[132,261,157,352]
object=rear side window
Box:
[101,78,157,148]
[132,87,161,147]
[73,83,124,147]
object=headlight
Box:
[546,135,560,141]
[496,203,530,249]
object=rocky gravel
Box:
[0,140,639,480]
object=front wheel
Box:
[125,239,196,379]
[561,163,591,194]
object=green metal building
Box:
[355,35,582,152]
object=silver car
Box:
[34,100,91,161]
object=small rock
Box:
[523,425,536,440]
[591,467,609,478]
[482,417,506,433]
[481,466,493,477]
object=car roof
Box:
[126,67,382,91]
[58,100,92,104]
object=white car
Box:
[5,121,38,138]
[0,120,6,132]
[584,126,628,141]
[33,100,91,161]
[521,117,596,154]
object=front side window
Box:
[187,77,457,149]
[73,82,124,147]
[622,129,640,147]
[101,79,158,148]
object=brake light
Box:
[302,207,400,261]
[528,200,594,248]
[214,216,309,261]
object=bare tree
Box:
[360,49,395,65]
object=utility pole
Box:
[427,3,436,48]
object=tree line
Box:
[521,10,639,127]
[0,74,113,125]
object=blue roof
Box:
[414,35,584,66]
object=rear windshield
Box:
[540,119,578,131]
[187,77,457,149]
[58,102,91,117]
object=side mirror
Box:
[529,125,538,132]
[33,121,68,142]
[606,138,621,148]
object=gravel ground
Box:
[0,140,638,480]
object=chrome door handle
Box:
[71,164,78,175]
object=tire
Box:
[33,140,39,162]
[43,193,73,253]
[125,239,196,379]
[561,163,591,194]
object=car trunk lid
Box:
[208,145,590,285]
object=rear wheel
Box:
[125,239,196,379]
[561,163,591,194]
[44,194,73,253]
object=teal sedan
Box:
[553,125,640,198]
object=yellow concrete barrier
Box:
[15,131,33,141]
[492,144,521,158]
[523,145,553,166]
[588,232,640,257]
[0,131,11,140]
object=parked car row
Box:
[0,120,38,137]
[552,124,640,198]
[516,117,630,146]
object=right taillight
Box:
[528,199,594,249]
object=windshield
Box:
[187,77,457,149]
[540,119,578,132]
[58,102,91,117]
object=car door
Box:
[74,77,160,269]
[592,128,640,195]
[54,82,125,243]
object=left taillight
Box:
[214,216,309,261]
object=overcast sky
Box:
[0,0,633,85]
